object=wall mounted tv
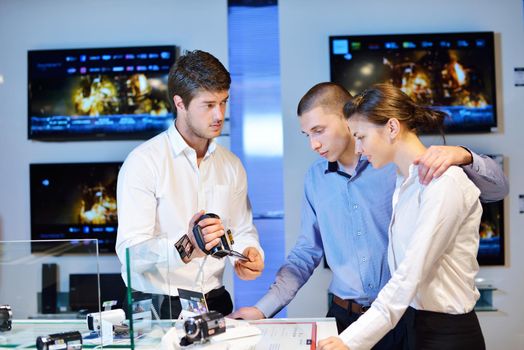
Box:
[30,162,122,254]
[478,200,504,265]
[28,45,176,141]
[329,32,497,133]
[477,154,505,266]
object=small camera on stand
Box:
[86,309,126,331]
[180,311,226,346]
[86,300,128,336]
[192,213,249,260]
[0,305,12,332]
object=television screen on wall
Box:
[28,45,176,141]
[30,162,122,253]
[477,154,505,266]
[329,32,497,133]
[478,200,504,265]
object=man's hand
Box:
[413,145,473,185]
[234,247,264,280]
[228,306,265,320]
[187,210,226,259]
[318,336,350,350]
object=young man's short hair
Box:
[297,82,353,117]
[168,50,231,117]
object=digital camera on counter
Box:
[181,311,226,345]
[192,213,248,260]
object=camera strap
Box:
[212,249,249,261]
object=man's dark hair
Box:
[167,50,231,117]
[297,82,353,117]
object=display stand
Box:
[475,282,498,312]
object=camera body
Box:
[36,331,82,350]
[192,213,246,259]
[0,305,12,332]
[183,311,226,344]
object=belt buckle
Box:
[360,305,370,313]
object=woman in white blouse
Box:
[319,83,485,350]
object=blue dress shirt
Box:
[257,158,396,315]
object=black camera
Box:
[36,331,82,350]
[0,305,12,332]
[192,213,248,260]
[182,311,226,344]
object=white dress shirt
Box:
[116,124,262,296]
[340,165,482,350]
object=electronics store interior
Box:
[1,0,523,349]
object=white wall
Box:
[0,0,229,317]
[279,0,524,348]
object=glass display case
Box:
[124,237,177,348]
[0,239,112,347]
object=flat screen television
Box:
[478,200,504,265]
[477,154,505,265]
[329,32,497,133]
[30,162,122,253]
[28,45,176,141]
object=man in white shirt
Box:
[116,50,264,319]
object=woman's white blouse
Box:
[341,165,482,350]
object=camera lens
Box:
[184,319,200,339]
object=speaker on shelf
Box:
[41,263,57,314]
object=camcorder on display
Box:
[192,213,248,260]
[181,311,226,345]
[36,331,82,350]
[0,305,12,332]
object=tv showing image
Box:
[478,200,504,265]
[478,154,505,265]
[30,162,122,253]
[28,45,176,141]
[330,32,497,133]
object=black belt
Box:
[333,295,370,314]
[169,286,226,300]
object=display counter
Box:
[0,317,337,349]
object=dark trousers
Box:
[125,286,233,320]
[326,302,410,350]
[411,307,485,350]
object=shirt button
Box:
[353,204,358,209]
[368,284,373,288]
[357,231,362,236]
[362,257,367,262]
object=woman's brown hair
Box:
[343,83,448,138]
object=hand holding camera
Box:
[176,211,248,263]
[176,210,225,263]
[190,211,226,256]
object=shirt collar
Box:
[397,163,420,189]
[324,155,369,178]
[168,123,217,158]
